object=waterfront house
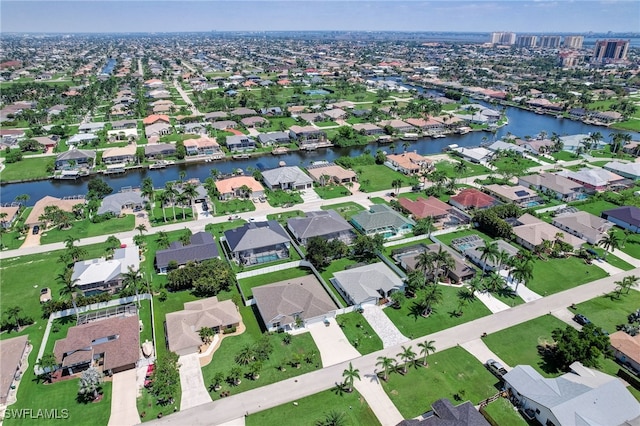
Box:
[25,196,84,229]
[102,144,137,165]
[306,162,357,185]
[288,125,329,149]
[70,245,140,295]
[97,191,145,216]
[385,152,433,175]
[0,205,20,229]
[257,131,290,146]
[518,173,585,202]
[215,176,265,200]
[503,362,640,426]
[144,143,176,159]
[483,184,541,208]
[557,168,628,192]
[603,161,640,181]
[601,206,640,233]
[378,119,414,133]
[155,232,220,273]
[54,315,140,377]
[55,149,96,170]
[488,140,527,156]
[331,262,404,306]
[165,297,241,355]
[515,138,555,155]
[225,135,256,152]
[451,147,493,164]
[223,220,291,266]
[183,136,224,158]
[352,123,384,135]
[261,166,313,191]
[351,204,415,238]
[253,275,337,332]
[287,210,356,245]
[551,210,613,245]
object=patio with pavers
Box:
[361,305,409,348]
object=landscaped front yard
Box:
[245,388,380,426]
[573,290,640,334]
[526,256,608,296]
[381,346,497,418]
[355,165,412,192]
[39,215,135,244]
[384,286,492,339]
[313,184,351,200]
[212,198,256,215]
[201,306,322,401]
[265,189,303,207]
[336,311,383,355]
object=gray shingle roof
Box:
[224,220,290,252]
[155,232,219,270]
[97,191,145,215]
[262,166,313,188]
[351,204,415,232]
[332,262,403,305]
[287,210,354,241]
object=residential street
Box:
[150,268,636,425]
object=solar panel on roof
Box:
[515,190,529,197]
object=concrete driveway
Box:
[308,318,360,367]
[552,308,582,330]
[354,374,404,426]
[108,369,141,426]
[179,353,212,411]
[460,339,511,370]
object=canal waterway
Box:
[99,58,117,76]
[1,104,636,205]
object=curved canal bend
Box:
[1,105,636,204]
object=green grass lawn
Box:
[355,165,411,192]
[381,346,497,418]
[265,189,303,207]
[434,159,491,178]
[491,156,539,175]
[552,151,579,161]
[384,286,492,339]
[266,210,305,226]
[570,200,619,217]
[368,196,389,205]
[482,314,620,378]
[573,290,640,334]
[39,215,135,244]
[314,184,352,200]
[4,379,112,426]
[237,267,310,299]
[212,198,256,215]
[482,398,527,426]
[321,202,366,220]
[588,246,635,271]
[245,388,380,426]
[336,311,383,355]
[384,238,433,259]
[612,120,640,132]
[615,235,640,260]
[0,157,53,182]
[150,207,194,226]
[201,306,322,401]
[526,257,608,296]
[435,229,494,250]
[483,315,566,377]
[0,207,32,250]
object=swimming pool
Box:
[455,242,478,252]
[524,201,542,208]
[256,254,279,264]
[304,89,330,95]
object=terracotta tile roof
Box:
[399,196,451,219]
[215,176,264,195]
[450,188,496,209]
[142,114,170,125]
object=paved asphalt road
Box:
[149,267,633,425]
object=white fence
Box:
[236,260,303,280]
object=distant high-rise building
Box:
[593,39,630,63]
[558,51,581,68]
[515,35,537,48]
[490,32,516,45]
[538,36,562,49]
[563,35,584,50]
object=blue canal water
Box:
[1,104,637,205]
[100,58,117,76]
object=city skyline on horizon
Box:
[1,1,639,34]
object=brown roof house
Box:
[165,297,241,355]
[306,162,357,185]
[398,196,451,220]
[0,335,29,405]
[25,196,84,228]
[253,275,337,332]
[610,331,640,374]
[398,243,476,284]
[386,152,433,175]
[512,213,585,251]
[53,315,140,376]
[449,188,498,211]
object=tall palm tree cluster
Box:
[374,340,436,382]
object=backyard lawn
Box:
[245,388,380,426]
[266,210,305,225]
[491,156,539,175]
[570,199,619,217]
[433,159,491,178]
[319,257,359,307]
[355,165,411,192]
[39,215,135,244]
[237,267,310,299]
[384,286,492,338]
[201,306,322,401]
[572,290,640,334]
[336,311,383,355]
[482,398,527,426]
[321,202,366,220]
[0,157,53,182]
[381,346,497,418]
[551,151,579,161]
[526,257,608,296]
[435,229,494,250]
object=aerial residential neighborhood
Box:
[1,2,640,426]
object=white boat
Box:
[401,133,419,141]
[433,134,446,139]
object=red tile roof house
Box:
[399,196,452,221]
[53,315,140,377]
[449,188,499,211]
[142,114,170,126]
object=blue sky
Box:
[1,1,638,33]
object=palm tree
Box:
[7,306,23,330]
[164,181,178,221]
[157,191,170,223]
[494,249,510,271]
[598,230,620,259]
[181,182,199,218]
[415,251,435,277]
[405,270,426,296]
[432,246,454,284]
[341,362,360,393]
[176,192,190,220]
[156,231,170,249]
[78,367,102,401]
[511,258,534,291]
[453,161,468,184]
[315,410,346,426]
[417,340,436,367]
[485,271,504,293]
[478,241,499,275]
[623,274,640,294]
[421,285,443,317]
[0,212,8,229]
[552,232,564,249]
[141,177,155,219]
[376,356,395,381]
[391,179,403,194]
[135,223,147,236]
[397,345,416,374]
[466,276,485,294]
[64,235,80,250]
[122,266,142,302]
[235,345,256,366]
